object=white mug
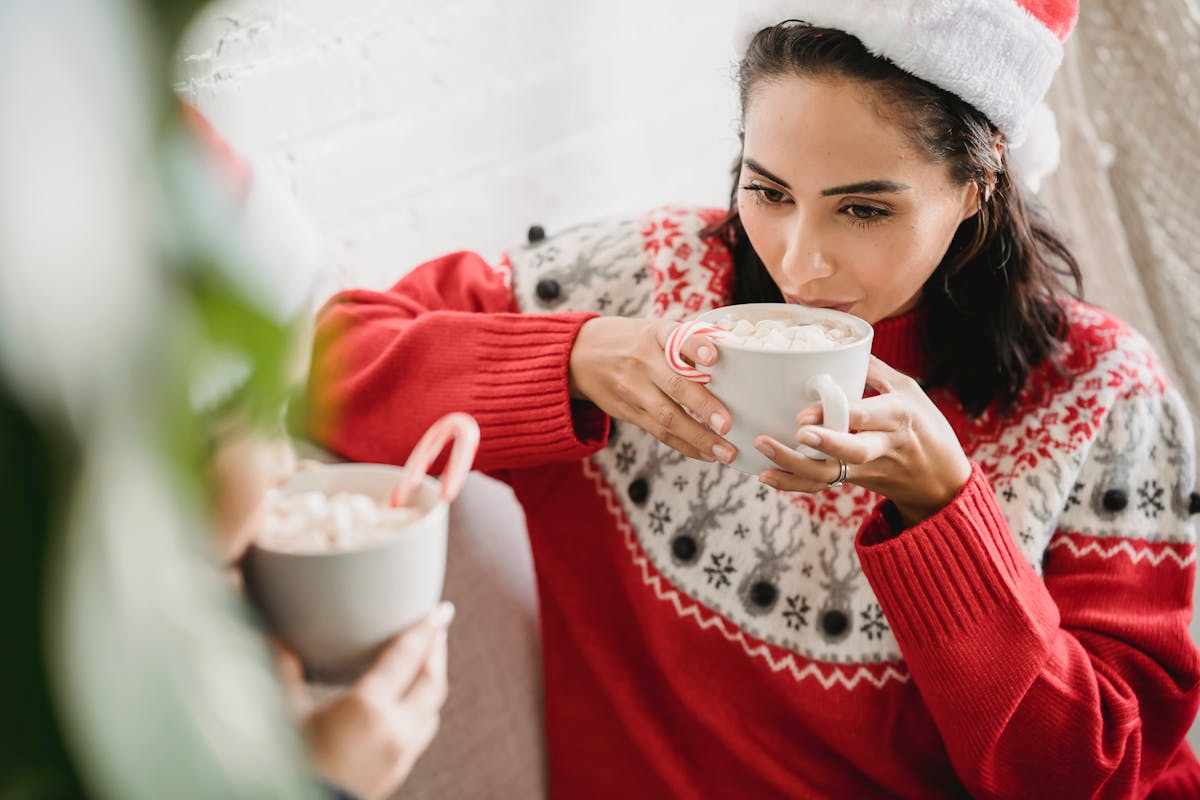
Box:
[245,413,480,682]
[244,465,449,682]
[677,303,874,475]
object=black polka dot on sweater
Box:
[750,581,777,608]
[1102,488,1128,512]
[628,478,649,505]
[672,535,697,562]
[820,610,849,637]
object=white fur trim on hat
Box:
[734,0,1065,145]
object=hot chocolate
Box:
[712,314,860,352]
[257,488,422,554]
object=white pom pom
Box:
[1008,102,1061,195]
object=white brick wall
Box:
[176,0,741,302]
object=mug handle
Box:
[389,412,482,508]
[797,374,847,461]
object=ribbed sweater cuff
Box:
[854,463,1059,652]
[470,312,609,462]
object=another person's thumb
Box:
[271,640,313,719]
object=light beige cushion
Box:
[397,472,546,799]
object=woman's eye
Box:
[741,184,789,205]
[843,204,890,225]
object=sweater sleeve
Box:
[306,251,609,474]
[854,387,1200,799]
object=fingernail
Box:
[431,601,456,628]
[698,345,715,364]
[797,428,821,446]
[709,413,728,435]
[756,441,774,459]
[712,444,735,464]
[759,475,777,489]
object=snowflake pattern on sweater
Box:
[504,205,1197,679]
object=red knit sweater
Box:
[308,207,1200,799]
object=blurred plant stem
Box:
[1,1,317,797]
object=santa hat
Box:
[734,1,1079,190]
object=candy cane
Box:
[389,412,481,508]
[664,319,725,384]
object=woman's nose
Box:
[780,222,834,285]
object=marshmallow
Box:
[257,490,423,554]
[732,319,755,338]
[712,315,851,352]
[764,329,792,351]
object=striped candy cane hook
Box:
[664,319,726,385]
[389,412,481,508]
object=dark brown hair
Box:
[705,22,1084,417]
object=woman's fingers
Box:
[793,427,892,466]
[754,428,890,492]
[609,400,704,461]
[796,392,903,432]
[677,330,720,369]
[758,468,830,493]
[754,437,841,485]
[357,602,455,703]
[618,379,732,463]
[866,355,921,394]
[794,404,822,427]
[845,399,902,434]
[654,318,722,369]
[653,363,733,436]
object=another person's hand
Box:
[275,603,455,800]
[210,432,296,566]
[752,356,972,527]
[568,316,737,463]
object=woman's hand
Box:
[275,603,455,800]
[569,316,737,464]
[753,356,972,528]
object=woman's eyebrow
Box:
[820,179,910,196]
[743,159,910,196]
[743,159,792,190]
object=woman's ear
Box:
[959,181,982,222]
[961,134,1006,222]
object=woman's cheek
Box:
[740,207,784,269]
[849,234,924,320]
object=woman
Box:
[308,3,1200,797]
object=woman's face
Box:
[738,76,980,324]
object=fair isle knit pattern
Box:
[504,205,1197,686]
